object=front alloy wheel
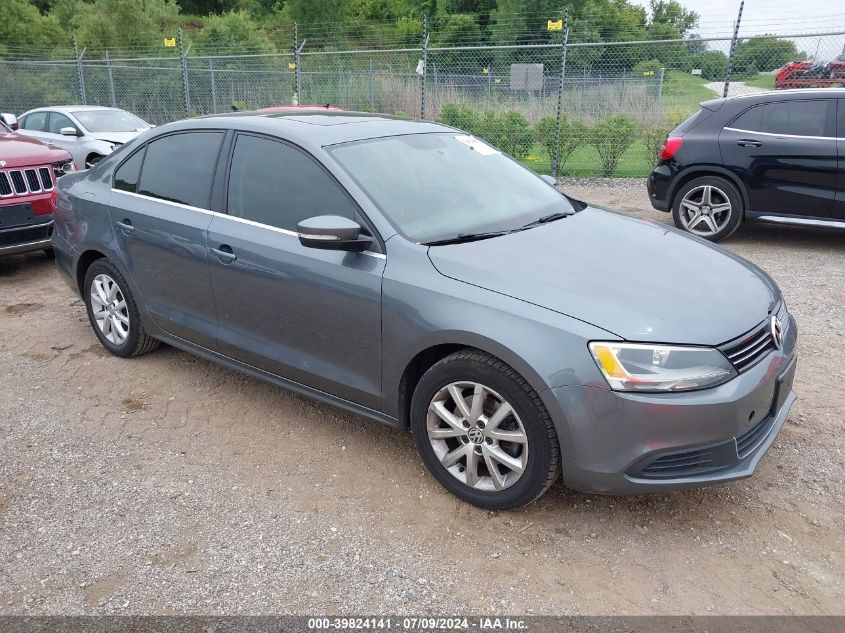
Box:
[427,381,528,491]
[410,350,560,509]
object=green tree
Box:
[733,37,799,75]
[75,0,182,53]
[694,50,728,80]
[649,0,699,36]
[194,11,275,54]
[590,115,637,177]
[0,0,66,53]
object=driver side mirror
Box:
[297,215,372,252]
[59,127,80,136]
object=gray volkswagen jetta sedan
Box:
[51,111,797,509]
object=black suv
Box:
[647,88,845,241]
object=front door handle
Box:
[116,219,134,234]
[210,245,237,263]
[737,139,762,148]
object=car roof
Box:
[162,110,455,147]
[23,105,123,115]
[699,88,845,112]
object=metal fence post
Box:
[208,58,218,113]
[294,23,305,105]
[105,51,116,107]
[723,0,745,98]
[73,35,87,105]
[656,66,665,98]
[178,29,191,116]
[369,59,375,111]
[420,16,429,119]
[552,21,570,179]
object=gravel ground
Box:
[1,180,843,615]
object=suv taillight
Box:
[659,137,684,161]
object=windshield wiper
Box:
[519,211,574,230]
[424,230,513,246]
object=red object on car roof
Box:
[259,105,344,112]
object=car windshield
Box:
[72,110,148,133]
[328,133,573,243]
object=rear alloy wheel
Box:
[410,350,560,509]
[83,258,160,358]
[672,176,743,242]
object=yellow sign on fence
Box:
[547,19,563,31]
[164,37,176,47]
[288,62,296,70]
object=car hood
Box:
[427,207,778,345]
[0,132,72,168]
[88,130,145,145]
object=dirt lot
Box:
[1,180,843,615]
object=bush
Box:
[590,115,638,177]
[694,50,729,81]
[437,103,480,135]
[476,110,533,159]
[534,115,588,173]
[641,125,672,168]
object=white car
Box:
[17,106,151,169]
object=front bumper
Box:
[548,321,798,494]
[0,214,54,256]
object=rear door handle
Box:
[116,219,134,234]
[210,245,237,263]
[737,139,762,148]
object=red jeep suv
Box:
[1,119,74,256]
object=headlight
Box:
[589,342,737,392]
[53,160,75,178]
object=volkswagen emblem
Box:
[467,427,484,445]
[0,161,5,167]
[771,315,784,350]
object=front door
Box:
[720,99,838,218]
[107,130,224,349]
[208,133,384,409]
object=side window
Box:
[226,135,357,232]
[729,105,763,132]
[137,132,223,208]
[730,101,833,137]
[760,100,831,137]
[22,112,48,132]
[113,147,145,193]
[48,113,75,135]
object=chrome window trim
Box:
[723,127,841,141]
[111,188,387,259]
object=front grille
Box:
[736,415,777,458]
[0,223,52,247]
[24,168,40,192]
[0,165,54,199]
[722,321,777,373]
[10,171,26,194]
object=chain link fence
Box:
[1,27,843,178]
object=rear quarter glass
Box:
[670,108,714,136]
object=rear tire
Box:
[672,176,743,242]
[410,350,560,510]
[83,258,159,358]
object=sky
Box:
[632,0,845,61]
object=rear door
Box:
[836,100,845,221]
[720,98,837,218]
[107,130,224,349]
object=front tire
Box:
[83,259,160,358]
[672,176,743,242]
[410,350,560,510]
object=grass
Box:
[662,70,718,112]
[743,73,776,90]
[520,139,654,178]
